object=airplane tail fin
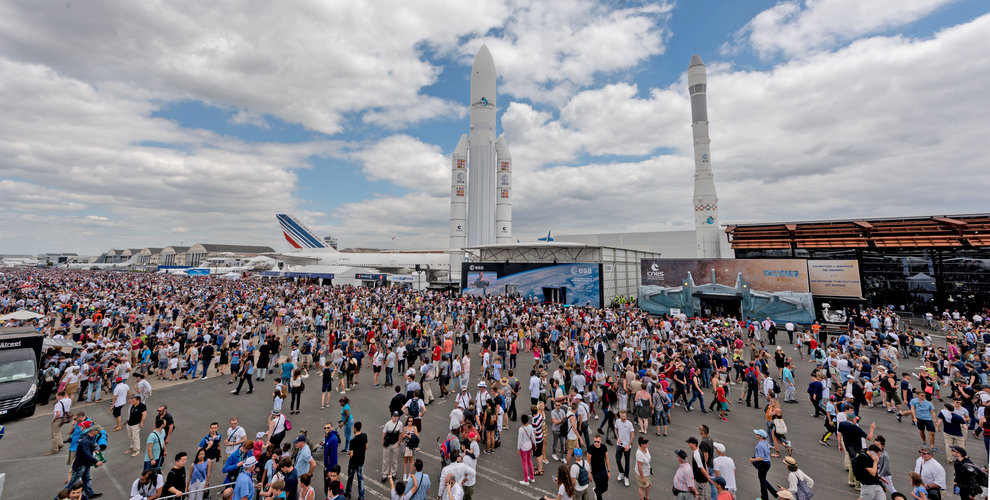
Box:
[276,214,333,250]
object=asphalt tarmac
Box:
[1,340,975,500]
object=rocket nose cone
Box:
[689,54,704,68]
[473,44,495,72]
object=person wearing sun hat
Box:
[783,455,814,498]
[750,429,777,499]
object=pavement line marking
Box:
[414,448,551,497]
[100,463,127,497]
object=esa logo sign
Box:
[469,265,485,271]
[570,266,593,275]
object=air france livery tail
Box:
[276,214,332,250]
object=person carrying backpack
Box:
[569,448,592,500]
[783,456,814,500]
[951,446,988,500]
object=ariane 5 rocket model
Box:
[450,44,512,281]
[689,54,722,258]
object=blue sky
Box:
[0,0,988,254]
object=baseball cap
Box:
[714,442,726,453]
[392,411,401,417]
[478,381,486,387]
[950,445,967,457]
[674,449,688,459]
[115,376,123,382]
[80,420,93,429]
[294,435,307,443]
[256,431,266,439]
[713,476,726,487]
[753,429,768,438]
[574,448,583,457]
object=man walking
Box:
[614,410,635,487]
[382,412,403,481]
[125,394,146,457]
[65,424,104,498]
[48,389,72,455]
[588,432,610,500]
[345,422,368,500]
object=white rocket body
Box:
[689,54,721,258]
[449,135,468,282]
[495,137,512,244]
[449,44,512,281]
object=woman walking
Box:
[750,429,778,500]
[289,367,309,414]
[783,456,814,499]
[401,417,419,477]
[634,385,651,434]
[338,396,353,452]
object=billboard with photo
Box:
[807,260,863,298]
[461,262,602,307]
[640,258,809,292]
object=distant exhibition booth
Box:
[637,258,863,324]
[726,214,990,313]
[462,242,660,308]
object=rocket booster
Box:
[495,137,512,244]
[689,54,721,258]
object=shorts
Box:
[566,438,578,453]
[917,419,935,432]
[719,402,729,410]
[113,405,123,418]
[534,441,544,456]
[404,447,415,457]
[637,475,651,488]
[322,382,333,393]
[886,392,901,405]
[373,365,381,373]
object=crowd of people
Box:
[1,267,989,500]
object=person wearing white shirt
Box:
[225,417,247,456]
[712,442,736,495]
[529,372,542,406]
[914,446,946,493]
[449,406,465,431]
[440,473,464,500]
[517,415,537,485]
[613,410,635,487]
[111,380,130,431]
[48,390,73,455]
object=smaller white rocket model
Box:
[689,54,722,258]
[449,45,512,282]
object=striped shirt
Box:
[532,413,545,442]
[673,462,694,491]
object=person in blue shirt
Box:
[233,456,258,500]
[749,429,775,500]
[407,458,431,500]
[904,391,938,451]
[223,441,251,484]
[322,425,340,496]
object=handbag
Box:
[772,418,788,435]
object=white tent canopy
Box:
[0,310,44,321]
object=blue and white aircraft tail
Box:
[538,230,554,242]
[276,214,334,251]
